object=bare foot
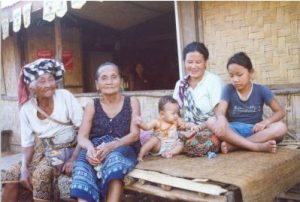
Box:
[221,141,236,154]
[137,155,144,162]
[257,140,277,153]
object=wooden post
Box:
[174,1,184,79]
[174,1,200,79]
[54,18,64,87]
[54,18,62,62]
[195,1,204,42]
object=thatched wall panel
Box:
[201,2,300,85]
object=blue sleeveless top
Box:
[90,96,140,153]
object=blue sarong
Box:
[70,135,137,202]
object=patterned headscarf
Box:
[18,58,65,105]
[23,58,64,85]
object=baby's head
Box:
[158,96,180,124]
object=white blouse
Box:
[173,71,223,115]
[20,89,84,147]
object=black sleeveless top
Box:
[90,96,140,153]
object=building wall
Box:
[25,26,84,93]
[1,35,21,97]
[201,2,300,84]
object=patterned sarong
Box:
[1,138,62,201]
[70,135,137,202]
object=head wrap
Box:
[23,58,65,85]
[18,58,65,105]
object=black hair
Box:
[182,41,209,61]
[158,95,178,112]
[95,62,120,80]
[227,52,253,72]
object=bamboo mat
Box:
[137,147,300,202]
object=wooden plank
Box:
[127,169,227,195]
[126,182,227,202]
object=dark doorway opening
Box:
[65,1,179,92]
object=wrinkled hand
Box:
[96,144,113,162]
[20,165,33,191]
[253,121,268,133]
[86,146,101,166]
[62,159,75,176]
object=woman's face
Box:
[96,65,121,95]
[34,73,56,99]
[185,51,207,80]
[135,64,144,74]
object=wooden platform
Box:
[126,146,300,202]
[124,169,240,202]
[2,146,300,202]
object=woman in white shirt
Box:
[1,59,83,201]
[173,42,223,156]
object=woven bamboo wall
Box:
[201,2,300,85]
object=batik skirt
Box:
[182,129,220,157]
[1,138,62,201]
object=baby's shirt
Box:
[154,121,178,143]
[221,83,273,124]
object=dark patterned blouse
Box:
[90,96,140,153]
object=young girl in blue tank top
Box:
[217,52,287,153]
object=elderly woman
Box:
[173,42,277,156]
[70,62,141,202]
[1,59,83,201]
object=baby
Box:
[136,95,195,161]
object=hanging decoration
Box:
[12,7,22,32]
[43,0,56,22]
[71,0,86,9]
[56,0,68,18]
[1,18,9,40]
[22,3,32,28]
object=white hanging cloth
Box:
[71,0,86,9]
[56,0,68,18]
[12,7,22,32]
[43,0,56,22]
[22,3,32,28]
[1,18,9,40]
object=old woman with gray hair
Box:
[1,58,83,201]
[70,62,141,202]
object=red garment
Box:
[18,69,30,105]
